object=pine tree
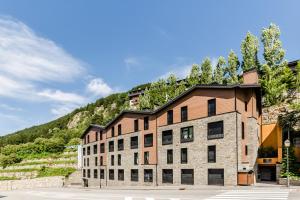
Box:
[187,64,201,87]
[166,74,178,100]
[213,56,226,84]
[200,57,213,84]
[241,32,260,71]
[225,50,240,84]
[139,88,152,110]
[175,80,187,97]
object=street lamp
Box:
[284,139,291,187]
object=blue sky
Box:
[0,0,299,135]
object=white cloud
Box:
[0,104,22,111]
[37,89,85,104]
[86,78,114,97]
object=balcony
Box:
[257,157,278,165]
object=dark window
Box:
[118,169,124,181]
[131,136,138,149]
[131,169,138,181]
[144,151,149,165]
[109,141,114,152]
[181,148,188,164]
[96,132,98,141]
[100,156,103,166]
[93,144,97,154]
[83,169,86,177]
[94,169,98,178]
[181,169,194,185]
[118,139,124,151]
[84,158,86,166]
[144,117,149,130]
[144,169,153,182]
[118,154,121,166]
[109,169,114,180]
[208,99,216,116]
[181,106,188,122]
[208,169,224,185]
[167,149,173,164]
[87,158,89,167]
[87,169,90,178]
[87,146,90,155]
[181,126,194,143]
[100,169,104,179]
[162,169,173,183]
[111,155,114,166]
[207,121,224,140]
[134,152,138,165]
[118,124,122,135]
[83,148,86,156]
[100,131,103,140]
[162,130,173,145]
[245,101,248,111]
[167,110,173,125]
[208,145,216,163]
[87,135,90,143]
[100,143,105,153]
[144,134,153,147]
[134,119,139,132]
[245,145,248,155]
[95,157,98,166]
[111,127,115,137]
[242,122,245,139]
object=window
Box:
[87,158,89,167]
[162,130,173,145]
[83,158,86,166]
[100,169,104,179]
[144,169,153,182]
[242,122,245,139]
[144,151,149,164]
[111,155,114,166]
[87,169,90,178]
[100,131,103,140]
[83,148,86,156]
[144,134,153,147]
[181,169,194,185]
[245,145,248,155]
[181,126,194,143]
[134,119,139,132]
[162,169,173,183]
[118,169,124,181]
[181,148,188,164]
[181,106,188,122]
[83,169,86,177]
[118,154,121,166]
[118,124,122,135]
[100,143,105,153]
[87,146,90,155]
[131,136,138,149]
[245,101,248,111]
[131,169,138,181]
[93,144,97,154]
[167,110,173,125]
[111,127,115,137]
[87,135,90,143]
[96,132,98,141]
[134,152,138,165]
[208,99,216,116]
[144,117,149,130]
[207,121,224,140]
[109,141,114,152]
[167,149,173,164]
[100,156,103,166]
[109,169,114,180]
[208,169,224,185]
[95,157,98,166]
[208,145,216,163]
[118,139,124,151]
[94,169,98,178]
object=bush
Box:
[37,167,76,178]
[0,176,20,181]
[0,154,22,169]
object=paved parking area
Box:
[0,187,299,200]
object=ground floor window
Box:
[87,169,91,178]
[181,169,194,185]
[109,169,114,180]
[131,169,139,182]
[94,169,98,178]
[144,169,153,182]
[118,169,124,181]
[83,169,86,177]
[162,169,173,183]
[208,168,224,185]
[100,169,104,179]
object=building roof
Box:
[80,124,105,139]
[288,60,299,72]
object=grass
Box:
[12,159,77,166]
[0,176,20,181]
[0,168,39,173]
[37,167,76,178]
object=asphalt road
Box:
[0,187,299,200]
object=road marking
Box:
[205,189,289,200]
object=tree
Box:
[241,32,260,71]
[166,74,178,100]
[175,80,187,97]
[139,88,152,110]
[213,56,226,84]
[225,50,240,84]
[187,64,200,87]
[281,147,299,177]
[200,57,213,84]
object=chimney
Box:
[243,68,259,84]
